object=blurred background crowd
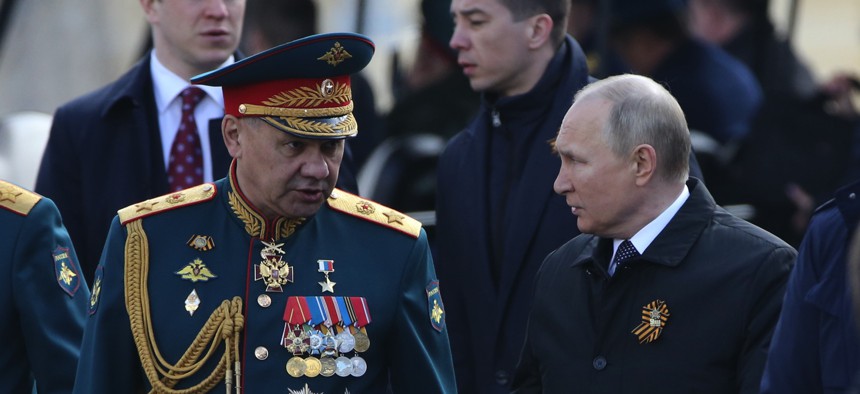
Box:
[0,0,859,247]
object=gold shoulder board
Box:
[0,180,42,216]
[119,183,217,225]
[326,188,421,238]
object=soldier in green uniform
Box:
[0,180,89,393]
[73,32,455,394]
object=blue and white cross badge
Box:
[426,280,445,332]
[53,246,81,297]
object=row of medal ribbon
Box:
[281,296,372,378]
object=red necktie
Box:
[167,87,206,192]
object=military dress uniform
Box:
[0,180,89,393]
[73,33,455,394]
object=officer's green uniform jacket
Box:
[0,180,89,393]
[74,163,455,393]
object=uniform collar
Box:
[225,159,306,240]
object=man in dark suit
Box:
[435,1,706,392]
[35,0,246,286]
[0,179,89,393]
[73,33,455,393]
[512,74,795,393]
[434,1,589,392]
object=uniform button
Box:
[255,346,269,360]
[593,356,607,370]
[257,294,272,308]
[494,370,509,385]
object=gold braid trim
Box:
[262,113,357,138]
[239,102,353,118]
[261,82,352,108]
[125,220,245,393]
[228,190,263,237]
[274,217,306,239]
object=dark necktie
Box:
[167,87,206,192]
[609,239,639,276]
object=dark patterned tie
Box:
[609,239,639,276]
[167,87,206,192]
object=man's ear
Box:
[222,115,242,159]
[526,14,553,50]
[632,144,657,186]
[140,0,158,23]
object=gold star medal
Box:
[317,259,336,293]
[632,300,670,344]
[254,240,293,292]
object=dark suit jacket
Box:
[434,36,592,394]
[35,54,231,285]
[513,179,796,394]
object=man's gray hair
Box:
[574,74,691,183]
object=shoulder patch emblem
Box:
[426,280,445,332]
[118,183,217,225]
[89,265,103,315]
[326,189,421,238]
[0,180,41,216]
[53,246,81,297]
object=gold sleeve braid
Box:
[125,220,244,393]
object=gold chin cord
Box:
[125,220,245,394]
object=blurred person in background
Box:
[0,179,89,393]
[35,0,246,286]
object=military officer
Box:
[0,179,90,393]
[73,33,456,393]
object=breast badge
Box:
[426,280,445,332]
[53,246,81,297]
[175,258,217,282]
[184,289,201,316]
[254,240,293,292]
[632,299,670,344]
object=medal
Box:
[349,297,372,352]
[632,299,670,344]
[350,356,367,377]
[319,356,337,377]
[353,328,370,353]
[336,329,356,353]
[186,234,215,251]
[254,240,293,292]
[335,356,353,377]
[286,356,307,378]
[304,356,322,378]
[317,259,336,293]
[284,326,310,355]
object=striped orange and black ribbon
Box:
[631,300,670,344]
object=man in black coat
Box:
[35,0,247,286]
[513,74,795,393]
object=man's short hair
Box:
[500,0,570,46]
[575,74,691,183]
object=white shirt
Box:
[611,185,691,262]
[150,52,233,183]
